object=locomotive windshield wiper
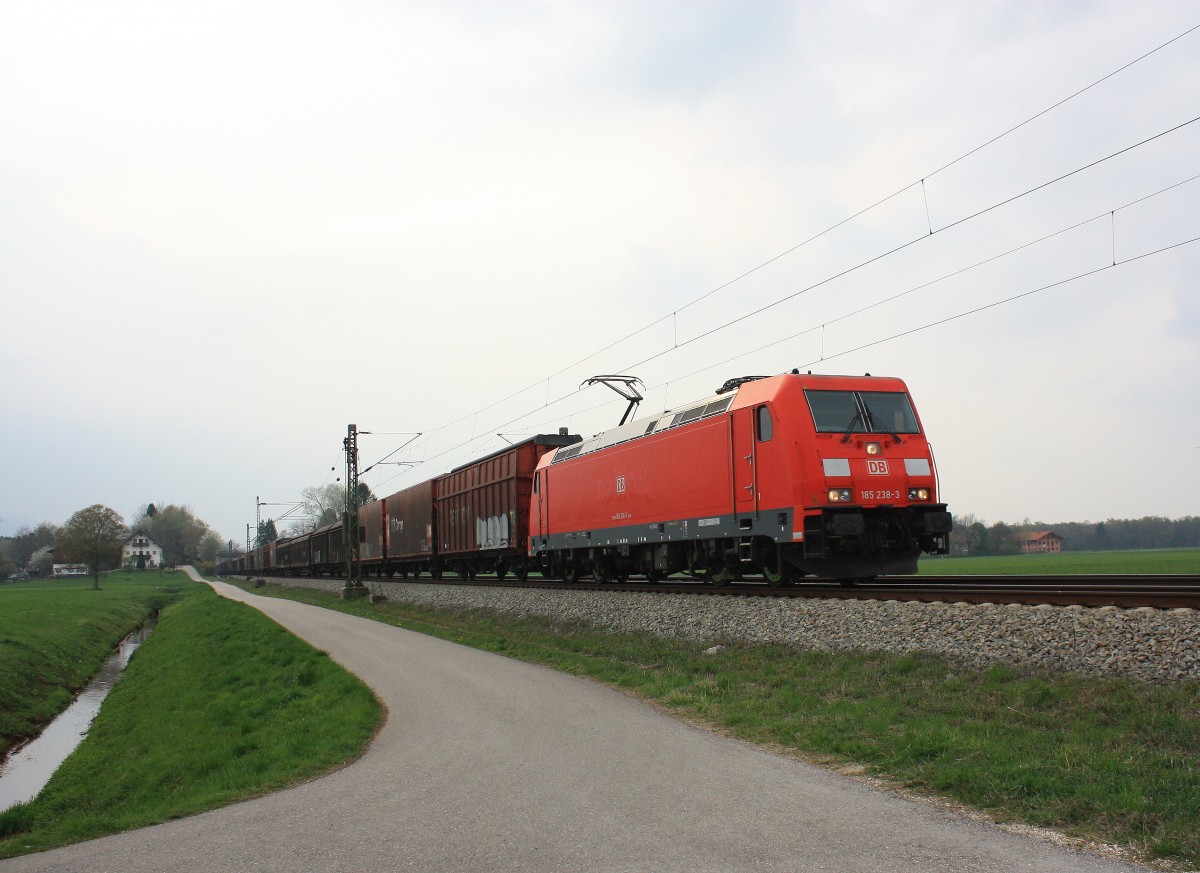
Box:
[865,409,903,443]
[840,411,863,443]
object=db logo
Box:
[867,459,890,476]
[616,476,626,493]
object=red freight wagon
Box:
[531,373,951,583]
[379,479,437,578]
[437,433,579,580]
[273,537,292,573]
[358,499,386,576]
[309,523,341,576]
[277,533,312,575]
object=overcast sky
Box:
[2,0,1197,544]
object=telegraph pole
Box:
[342,423,366,599]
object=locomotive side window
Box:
[704,397,733,417]
[756,405,773,441]
[533,471,540,494]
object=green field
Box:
[0,574,382,859]
[919,548,1200,575]
[0,573,177,758]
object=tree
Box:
[256,518,279,546]
[142,504,210,565]
[290,482,378,536]
[28,545,54,577]
[58,505,127,589]
[199,531,223,562]
[355,482,376,508]
[8,522,60,571]
[296,484,345,534]
[987,521,1018,555]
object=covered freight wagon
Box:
[310,522,343,576]
[437,432,579,580]
[377,479,437,578]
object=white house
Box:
[123,530,164,569]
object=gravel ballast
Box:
[272,577,1200,682]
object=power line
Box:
[364,168,1197,493]
[362,20,1200,471]
[611,117,1199,376]
[926,22,1200,180]
[468,20,1200,393]
[799,235,1200,368]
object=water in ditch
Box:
[0,621,155,812]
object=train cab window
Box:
[860,392,921,434]
[756,405,773,441]
[806,390,860,433]
[804,389,922,435]
[533,471,540,494]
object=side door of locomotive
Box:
[731,406,759,515]
[533,467,547,546]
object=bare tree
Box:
[292,484,345,535]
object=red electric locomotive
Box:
[529,372,951,583]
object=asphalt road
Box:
[0,574,1155,872]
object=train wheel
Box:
[711,565,737,587]
[516,564,529,583]
[762,562,801,588]
[565,561,585,584]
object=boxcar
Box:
[309,522,342,576]
[378,480,437,578]
[358,499,386,577]
[437,433,579,580]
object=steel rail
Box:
[372,573,1200,610]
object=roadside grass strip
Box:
[918,548,1200,575]
[0,583,382,859]
[0,573,181,758]
[241,581,1200,869]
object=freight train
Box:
[219,372,952,585]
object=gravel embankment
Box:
[270,577,1199,682]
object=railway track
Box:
[357,573,1200,610]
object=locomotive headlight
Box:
[908,487,930,501]
[828,488,853,502]
[866,442,882,455]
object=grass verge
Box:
[0,572,182,757]
[0,581,382,859]
[240,580,1199,869]
[919,548,1200,575]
